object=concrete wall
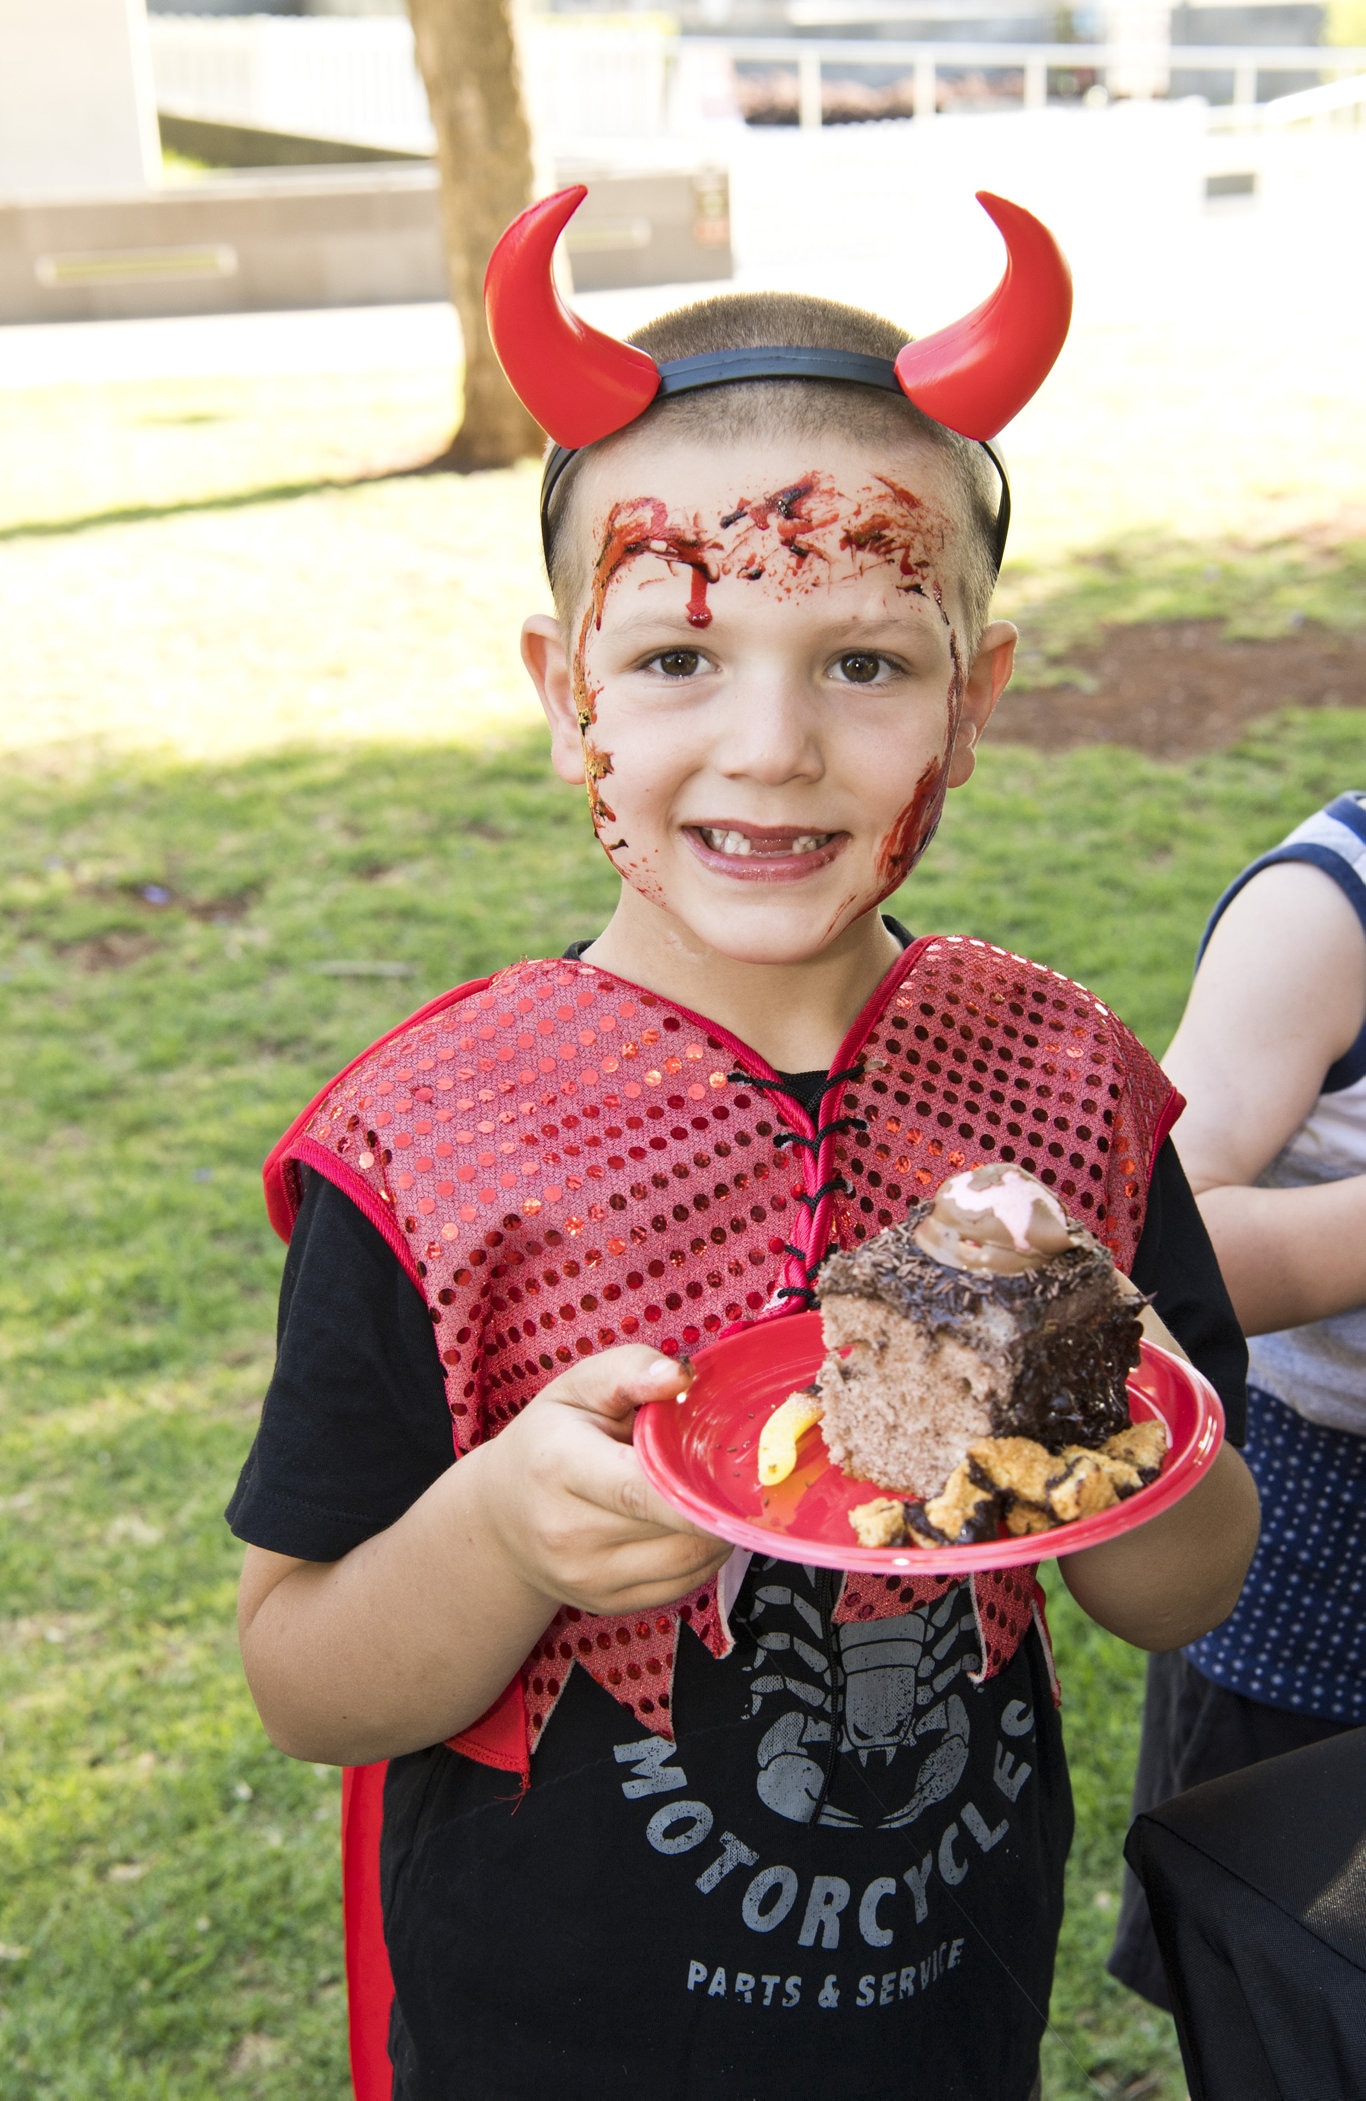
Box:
[0,0,161,199]
[0,165,733,323]
[157,110,422,167]
[0,168,442,323]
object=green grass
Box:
[3,315,1364,2092]
[1002,529,1366,689]
[4,332,1365,766]
[3,707,1362,2094]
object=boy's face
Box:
[524,431,1014,971]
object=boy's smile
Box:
[524,433,1015,1062]
[685,821,845,879]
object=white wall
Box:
[724,100,1209,326]
[147,13,694,157]
[0,0,161,200]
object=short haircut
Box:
[543,289,1002,651]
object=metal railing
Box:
[697,36,1366,125]
[1251,68,1366,124]
[148,15,1366,152]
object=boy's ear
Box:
[948,620,1017,787]
[521,615,586,787]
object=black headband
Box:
[539,345,1012,576]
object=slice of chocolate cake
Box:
[815,1164,1143,1504]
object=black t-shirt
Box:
[227,982,1247,2100]
[381,1565,1069,2101]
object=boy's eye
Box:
[648,649,704,678]
[832,651,888,685]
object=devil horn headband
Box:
[484,184,1073,571]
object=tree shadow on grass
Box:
[0,466,411,545]
[0,439,530,545]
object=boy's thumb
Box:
[616,1352,694,1411]
[553,1345,693,1420]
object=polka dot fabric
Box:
[266,942,1175,1759]
[1186,1385,1366,1721]
[827,937,1175,1276]
[291,961,794,1439]
[522,1590,720,1747]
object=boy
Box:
[228,189,1258,2099]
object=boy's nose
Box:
[712,679,826,785]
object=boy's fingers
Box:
[568,1535,735,1613]
[564,1435,720,1544]
[548,1346,693,1422]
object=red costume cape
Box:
[263,936,1178,2097]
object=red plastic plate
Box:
[635,1310,1225,1574]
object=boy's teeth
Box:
[698,827,830,856]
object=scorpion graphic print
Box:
[743,1567,982,1831]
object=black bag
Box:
[1126,1726,1366,2101]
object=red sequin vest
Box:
[265,935,1178,1779]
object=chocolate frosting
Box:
[912,1163,1074,1275]
[817,1196,1144,1451]
[819,1200,1108,1324]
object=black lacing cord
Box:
[773,1239,818,1308]
[725,1058,864,1308]
[773,1114,869,1153]
[725,1062,865,1120]
[794,1177,854,1211]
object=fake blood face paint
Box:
[569,462,969,936]
[873,636,966,896]
[571,498,725,852]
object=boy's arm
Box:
[1059,1438,1258,1649]
[1059,1300,1258,1648]
[237,1348,731,1767]
[1163,859,1366,1336]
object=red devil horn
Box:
[894,192,1072,441]
[484,186,660,448]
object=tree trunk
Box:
[407,0,545,470]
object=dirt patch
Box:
[61,932,159,971]
[990,620,1366,760]
[106,881,255,923]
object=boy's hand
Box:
[239,1345,731,1765]
[482,1347,733,1616]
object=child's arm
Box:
[1163,860,1366,1336]
[237,1348,730,1767]
[1060,1297,1258,1648]
[1059,1437,1258,1650]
